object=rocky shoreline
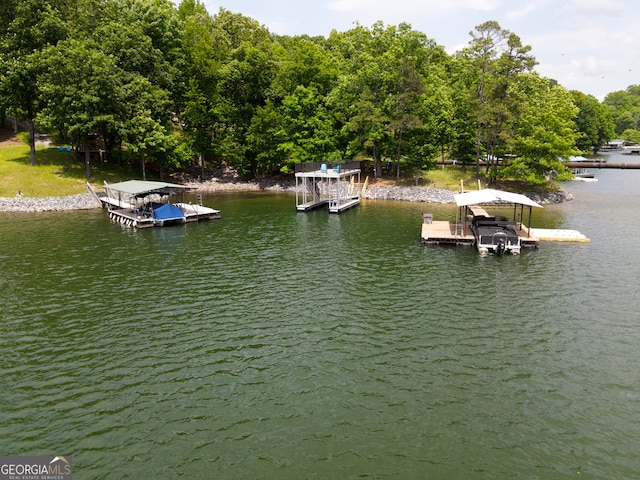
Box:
[0,180,571,213]
[0,193,102,212]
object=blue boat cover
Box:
[153,203,185,221]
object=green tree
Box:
[571,91,615,153]
[327,22,443,178]
[35,39,121,178]
[0,0,68,165]
[389,60,424,180]
[271,35,338,99]
[386,25,445,180]
[460,21,536,176]
[120,76,175,180]
[174,0,222,176]
[326,24,395,177]
[500,73,578,183]
[278,85,337,164]
[603,86,640,141]
[214,9,276,177]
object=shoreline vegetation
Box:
[0,178,571,213]
[0,131,570,213]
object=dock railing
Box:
[295,161,360,173]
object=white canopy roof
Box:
[454,188,542,208]
[104,180,191,196]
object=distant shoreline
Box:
[0,181,570,213]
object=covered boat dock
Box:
[421,188,590,251]
[295,161,362,213]
[90,180,221,228]
[421,189,543,252]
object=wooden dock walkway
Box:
[329,198,360,213]
[296,199,329,212]
[421,221,541,248]
[421,221,474,246]
[421,223,590,246]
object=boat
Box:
[600,140,624,151]
[454,189,543,255]
[572,170,598,182]
[621,145,640,155]
[565,156,598,182]
[88,180,221,228]
[421,187,590,250]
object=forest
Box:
[1,0,639,185]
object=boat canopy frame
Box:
[103,180,192,208]
[104,180,191,197]
[453,188,543,239]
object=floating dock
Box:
[295,161,361,213]
[420,220,541,248]
[174,202,222,222]
[105,204,221,227]
[528,228,590,242]
[420,188,590,252]
[88,181,221,228]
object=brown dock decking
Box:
[420,188,589,251]
[421,221,474,246]
[421,221,540,248]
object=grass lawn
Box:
[0,141,139,197]
[371,163,559,194]
[421,166,486,191]
[373,164,490,191]
[1,130,556,198]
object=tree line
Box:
[1,0,637,184]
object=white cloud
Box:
[326,0,503,14]
[325,0,366,13]
[199,0,639,98]
[505,0,550,21]
[560,0,626,16]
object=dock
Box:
[105,205,220,227]
[420,220,540,248]
[295,161,362,213]
[88,181,221,228]
[174,202,222,222]
[528,228,590,242]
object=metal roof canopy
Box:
[105,180,192,196]
[454,188,543,209]
[453,188,542,241]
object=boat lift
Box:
[294,161,362,213]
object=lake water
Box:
[1,152,639,479]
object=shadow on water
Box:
[2,169,640,478]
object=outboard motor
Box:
[496,238,506,255]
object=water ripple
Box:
[2,193,640,478]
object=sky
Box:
[198,0,639,101]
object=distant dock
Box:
[295,161,362,213]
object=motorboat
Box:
[454,189,543,255]
[470,211,522,255]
